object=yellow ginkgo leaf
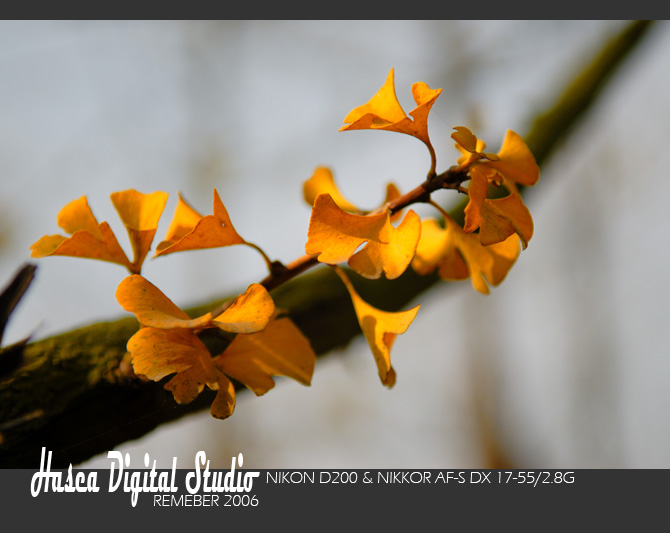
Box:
[340,68,442,147]
[116,275,275,333]
[211,283,276,334]
[155,189,246,256]
[334,266,419,387]
[485,130,539,188]
[383,182,404,222]
[452,126,479,153]
[127,325,236,419]
[479,193,534,249]
[116,274,192,327]
[129,326,216,385]
[110,189,168,272]
[303,166,359,212]
[463,165,492,234]
[30,195,134,272]
[412,217,520,294]
[215,317,315,396]
[348,209,421,280]
[453,127,500,166]
[305,193,390,264]
[157,192,203,247]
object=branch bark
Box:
[0,20,654,468]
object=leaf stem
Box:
[244,241,277,275]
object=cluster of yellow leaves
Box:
[29,68,540,411]
[32,188,316,419]
[407,127,539,294]
[304,168,420,281]
[30,190,168,274]
[117,275,315,419]
[455,127,539,248]
[303,168,422,387]
[300,70,539,385]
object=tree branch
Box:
[0,20,655,468]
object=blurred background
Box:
[1,20,668,468]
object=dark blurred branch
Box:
[0,21,655,467]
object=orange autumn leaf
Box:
[463,165,492,234]
[214,317,315,396]
[383,182,404,222]
[453,128,538,246]
[454,128,538,191]
[303,166,403,221]
[334,266,419,388]
[485,130,540,189]
[412,217,520,295]
[453,126,500,166]
[110,190,169,271]
[452,126,479,153]
[479,193,534,249]
[305,193,390,264]
[30,191,167,274]
[303,166,359,213]
[155,189,246,256]
[127,325,236,419]
[340,68,442,148]
[348,209,421,280]
[116,275,275,334]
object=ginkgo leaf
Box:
[209,373,236,420]
[110,189,168,271]
[303,166,359,212]
[485,130,539,188]
[214,317,315,396]
[383,182,404,222]
[30,196,133,271]
[129,326,216,384]
[334,266,419,387]
[452,126,479,153]
[116,275,275,333]
[210,283,276,334]
[116,274,191,327]
[305,193,390,264]
[412,217,520,294]
[453,127,500,165]
[155,189,246,256]
[340,68,442,147]
[348,209,421,280]
[479,193,534,249]
[56,196,104,237]
[158,192,203,246]
[463,165,492,234]
[303,167,403,222]
[127,325,236,419]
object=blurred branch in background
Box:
[0,21,655,467]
